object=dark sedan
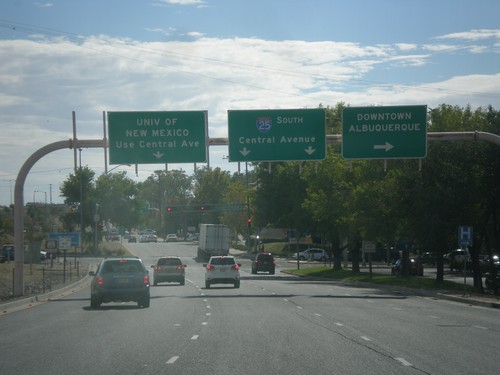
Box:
[391,258,424,276]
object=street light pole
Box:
[94,203,100,251]
[107,164,131,174]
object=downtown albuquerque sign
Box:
[342,105,427,159]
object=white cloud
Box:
[395,43,417,51]
[437,29,500,41]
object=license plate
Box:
[118,278,129,284]
[219,269,226,272]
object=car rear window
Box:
[210,257,236,265]
[258,254,273,260]
[101,260,143,273]
[158,258,181,266]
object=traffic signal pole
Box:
[13,139,106,297]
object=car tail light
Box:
[97,277,104,286]
[176,265,185,270]
[232,264,239,270]
[144,275,150,285]
[207,265,215,271]
[155,266,162,271]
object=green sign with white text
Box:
[342,105,427,159]
[108,111,207,164]
[228,108,326,162]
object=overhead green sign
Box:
[342,105,427,160]
[108,111,207,164]
[228,108,326,162]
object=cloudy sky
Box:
[1,0,499,206]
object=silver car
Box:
[151,257,186,285]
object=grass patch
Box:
[288,266,474,293]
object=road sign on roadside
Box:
[58,237,72,251]
[342,105,427,159]
[228,108,326,162]
[458,226,473,246]
[362,240,376,253]
[49,232,80,247]
[108,111,207,164]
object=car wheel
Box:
[180,278,185,285]
[138,297,150,308]
[270,270,275,275]
[205,281,211,289]
[234,281,240,288]
[90,294,101,309]
[154,280,158,286]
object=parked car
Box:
[165,234,178,242]
[448,249,471,272]
[89,256,150,308]
[0,244,15,262]
[251,252,276,274]
[391,258,424,276]
[204,255,241,289]
[417,252,436,265]
[151,257,186,285]
[294,248,330,261]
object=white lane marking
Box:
[206,305,211,309]
[395,357,413,367]
[393,307,402,311]
[201,322,207,326]
[191,335,199,340]
[474,325,488,330]
[203,299,208,302]
[428,315,439,319]
[361,336,371,341]
[283,299,289,302]
[335,322,344,327]
[166,356,179,364]
[297,306,303,309]
[206,312,211,316]
[314,313,321,317]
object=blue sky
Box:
[0,0,499,206]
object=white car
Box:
[295,248,330,261]
[204,256,241,289]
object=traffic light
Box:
[167,207,172,213]
[200,205,205,211]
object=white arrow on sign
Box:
[153,151,164,159]
[239,147,251,157]
[373,142,394,152]
[304,146,316,155]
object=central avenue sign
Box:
[108,111,207,164]
[228,108,326,162]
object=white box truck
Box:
[197,224,231,260]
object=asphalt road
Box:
[0,242,499,374]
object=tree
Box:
[95,171,141,232]
[60,166,96,250]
